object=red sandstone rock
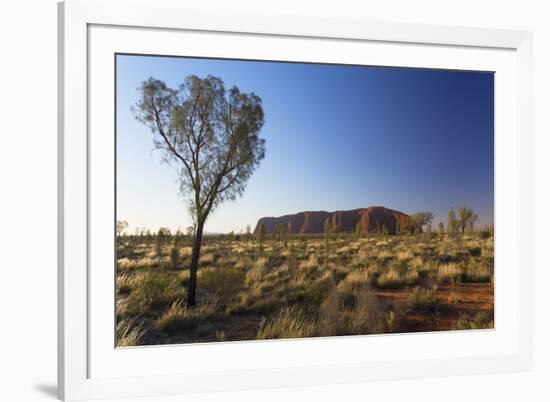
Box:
[254,206,410,235]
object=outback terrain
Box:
[116,207,494,346]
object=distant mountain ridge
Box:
[254,206,410,235]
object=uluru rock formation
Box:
[254,206,410,235]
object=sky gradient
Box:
[116,54,494,234]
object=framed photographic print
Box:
[58,0,533,400]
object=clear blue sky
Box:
[116,54,494,234]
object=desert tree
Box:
[257,223,266,252]
[116,220,128,238]
[447,208,458,234]
[409,211,433,234]
[173,229,182,247]
[156,227,171,262]
[170,246,180,270]
[438,222,445,234]
[245,224,252,241]
[134,75,266,306]
[457,206,477,234]
[158,227,171,238]
[468,213,479,233]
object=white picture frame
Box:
[58,0,533,400]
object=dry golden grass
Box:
[116,232,494,346]
[437,263,462,284]
[256,306,317,339]
[116,318,146,347]
[155,297,218,332]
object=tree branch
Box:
[151,102,195,184]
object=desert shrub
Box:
[234,255,253,270]
[454,311,493,330]
[303,270,334,304]
[116,297,130,319]
[244,257,268,286]
[479,229,491,239]
[256,306,317,340]
[198,266,245,298]
[337,269,370,293]
[243,295,281,315]
[396,250,414,261]
[407,286,437,312]
[409,256,424,270]
[376,268,401,289]
[318,286,385,336]
[376,250,392,261]
[155,297,218,332]
[437,263,462,284]
[298,254,319,277]
[385,311,397,333]
[117,256,158,271]
[349,289,385,334]
[116,318,146,347]
[198,253,215,267]
[170,246,180,270]
[462,262,492,283]
[125,271,181,315]
[116,272,135,295]
[403,269,420,285]
[467,247,482,257]
[319,288,345,335]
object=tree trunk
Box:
[187,220,205,306]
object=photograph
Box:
[115,54,495,347]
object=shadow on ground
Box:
[33,384,57,399]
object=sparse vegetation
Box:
[116,230,494,346]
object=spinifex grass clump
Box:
[256,306,317,339]
[155,298,218,332]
